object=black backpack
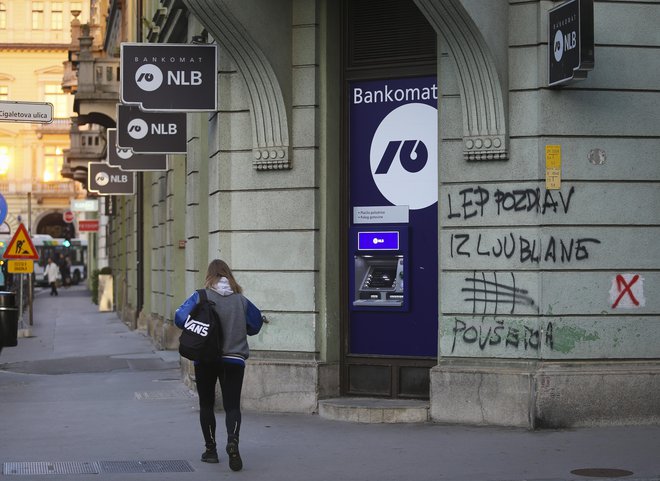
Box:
[178,289,223,362]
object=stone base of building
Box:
[179,352,340,414]
[136,311,180,351]
[430,358,660,428]
[242,357,340,413]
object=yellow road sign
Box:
[3,224,39,260]
[8,260,34,273]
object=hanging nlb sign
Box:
[120,43,217,111]
[548,0,594,87]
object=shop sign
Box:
[549,0,594,86]
[88,162,135,195]
[117,105,187,154]
[106,129,167,171]
[120,43,217,111]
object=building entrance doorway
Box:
[341,0,438,399]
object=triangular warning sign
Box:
[3,224,39,260]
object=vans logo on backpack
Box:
[178,288,224,363]
[184,317,209,336]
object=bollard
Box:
[0,291,19,348]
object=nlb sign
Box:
[106,129,167,171]
[120,43,217,111]
[116,105,186,154]
[548,0,594,87]
[88,162,135,195]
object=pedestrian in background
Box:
[175,259,263,472]
[58,254,71,287]
[45,257,59,296]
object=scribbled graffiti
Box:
[451,317,554,353]
[447,186,576,219]
[450,233,601,264]
[610,273,646,309]
[462,271,535,315]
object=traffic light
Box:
[63,224,72,247]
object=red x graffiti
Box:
[611,274,640,309]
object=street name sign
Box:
[88,162,136,195]
[548,0,594,87]
[120,43,217,111]
[71,199,99,212]
[0,101,53,123]
[106,129,168,171]
[116,105,187,154]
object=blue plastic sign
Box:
[358,231,399,251]
[0,193,7,225]
[348,76,439,357]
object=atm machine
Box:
[349,226,409,311]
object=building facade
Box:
[71,0,660,428]
[0,0,91,283]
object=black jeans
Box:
[50,281,58,296]
[194,362,245,448]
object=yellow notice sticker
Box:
[8,260,34,273]
[545,145,561,190]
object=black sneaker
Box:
[226,440,242,471]
[201,447,219,464]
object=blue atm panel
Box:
[350,226,409,311]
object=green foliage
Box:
[91,269,99,305]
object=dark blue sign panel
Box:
[358,231,399,251]
[349,76,438,358]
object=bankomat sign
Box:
[120,43,217,111]
[348,76,438,358]
[548,0,594,87]
[352,81,438,211]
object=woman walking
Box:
[175,259,263,471]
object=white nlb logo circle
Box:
[116,146,133,160]
[127,118,149,140]
[95,171,110,187]
[135,64,163,92]
[554,30,564,62]
[370,103,438,210]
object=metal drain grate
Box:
[571,468,635,478]
[134,389,196,400]
[99,460,194,473]
[3,461,100,475]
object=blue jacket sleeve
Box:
[174,291,200,328]
[245,298,264,336]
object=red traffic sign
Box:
[78,219,100,232]
[63,210,75,223]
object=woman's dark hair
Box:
[204,259,242,293]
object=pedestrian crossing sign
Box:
[3,224,39,260]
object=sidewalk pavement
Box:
[1,285,659,481]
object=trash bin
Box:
[0,291,18,348]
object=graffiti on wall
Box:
[462,271,535,315]
[449,233,601,264]
[610,274,645,309]
[450,317,554,354]
[447,186,576,219]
